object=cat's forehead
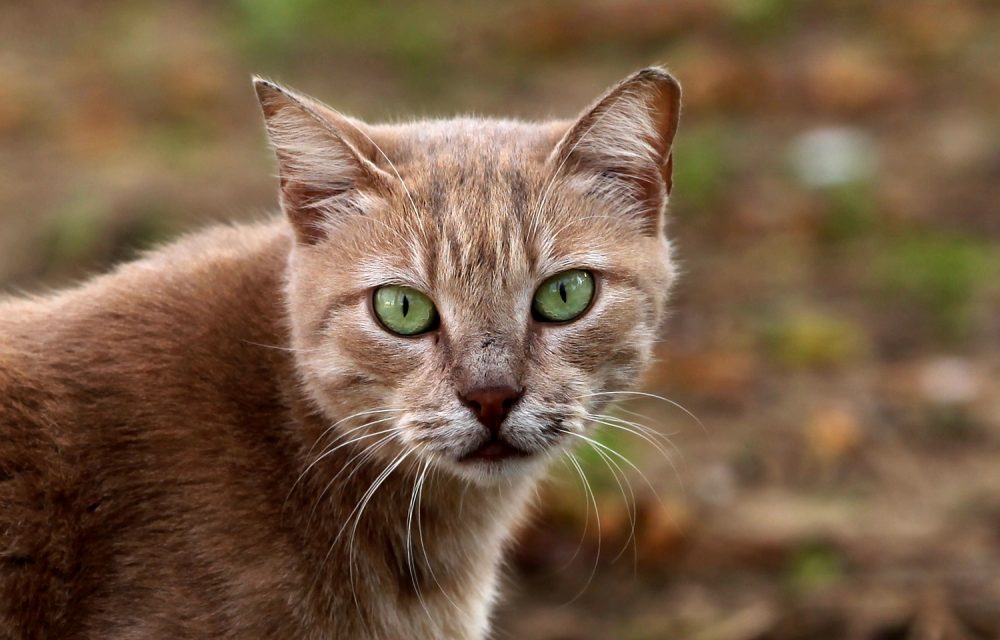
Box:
[388,120,551,192]
[414,157,538,296]
[376,121,557,286]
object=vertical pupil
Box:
[402,294,409,317]
[558,282,567,303]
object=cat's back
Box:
[0,219,293,474]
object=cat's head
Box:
[256,68,680,485]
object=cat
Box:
[0,67,681,639]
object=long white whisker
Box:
[418,464,467,615]
[565,430,664,506]
[606,409,687,458]
[347,447,415,622]
[304,446,409,602]
[288,418,403,507]
[307,408,403,458]
[582,437,638,565]
[240,339,320,354]
[563,453,601,604]
[330,447,414,608]
[556,456,591,572]
[578,390,707,434]
[588,413,686,488]
[407,459,434,621]
[304,428,404,532]
[587,411,675,447]
[586,413,679,466]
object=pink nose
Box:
[459,386,523,437]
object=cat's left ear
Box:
[253,77,393,244]
[549,67,681,234]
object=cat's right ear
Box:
[253,77,391,244]
[548,67,681,236]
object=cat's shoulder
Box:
[0,350,76,639]
[0,343,62,462]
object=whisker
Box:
[586,412,679,466]
[555,456,591,572]
[407,459,434,621]
[577,390,707,434]
[562,453,601,604]
[587,411,675,447]
[303,428,404,534]
[331,447,415,597]
[606,406,688,457]
[287,418,403,509]
[580,436,638,566]
[303,446,409,603]
[347,446,417,623]
[588,412,686,483]
[239,339,320,354]
[564,430,664,505]
[417,464,467,615]
[588,416,685,495]
[306,408,403,459]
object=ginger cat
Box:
[0,67,681,639]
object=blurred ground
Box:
[2,1,999,638]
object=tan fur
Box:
[0,68,681,639]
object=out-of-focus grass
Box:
[232,0,450,78]
[672,123,731,213]
[786,541,845,593]
[41,194,179,278]
[816,183,879,243]
[875,233,994,342]
[42,193,109,272]
[759,308,868,369]
[722,0,798,39]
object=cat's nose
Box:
[459,386,524,437]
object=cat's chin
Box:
[440,450,550,485]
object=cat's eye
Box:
[372,285,439,336]
[532,270,595,323]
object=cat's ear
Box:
[253,77,392,244]
[549,67,681,234]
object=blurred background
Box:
[2,1,999,638]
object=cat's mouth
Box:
[459,439,532,463]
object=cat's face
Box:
[258,69,680,484]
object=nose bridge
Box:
[450,327,525,394]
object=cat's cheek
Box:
[534,287,647,375]
[534,296,656,407]
[332,317,439,385]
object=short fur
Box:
[0,68,681,639]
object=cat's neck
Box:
[286,400,536,637]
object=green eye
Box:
[532,270,595,323]
[372,285,439,336]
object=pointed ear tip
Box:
[634,67,682,97]
[252,77,295,108]
[252,77,273,102]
